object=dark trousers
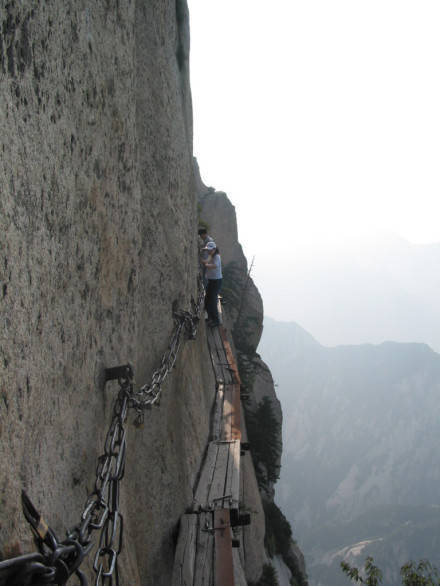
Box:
[205,279,222,322]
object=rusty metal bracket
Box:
[230,510,251,527]
[104,364,134,383]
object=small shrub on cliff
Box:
[401,560,440,585]
[236,352,257,397]
[341,556,383,585]
[341,557,440,585]
[250,563,279,586]
[263,502,308,586]
[247,396,281,487]
[264,501,293,559]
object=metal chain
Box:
[128,286,205,418]
[0,275,205,586]
[71,379,129,586]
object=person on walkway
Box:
[202,241,222,327]
[198,228,214,287]
[198,228,213,249]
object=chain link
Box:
[67,382,129,586]
[0,275,205,586]
[128,276,205,420]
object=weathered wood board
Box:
[211,384,225,442]
[232,548,247,586]
[207,326,234,385]
[222,385,241,441]
[173,308,244,584]
[214,509,235,586]
[172,514,198,586]
[231,384,241,440]
[207,443,230,509]
[194,511,215,586]
[193,440,240,511]
[193,442,219,510]
[222,385,234,441]
[224,440,240,511]
[219,328,241,386]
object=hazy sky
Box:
[188,1,440,334]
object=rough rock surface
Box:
[0,2,214,584]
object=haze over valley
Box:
[255,234,440,353]
[259,314,440,586]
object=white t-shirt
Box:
[206,254,222,280]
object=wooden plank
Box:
[208,443,229,509]
[227,440,240,511]
[213,323,234,383]
[172,514,198,586]
[193,442,219,510]
[222,339,239,384]
[238,403,246,505]
[194,511,214,586]
[231,384,241,441]
[232,549,247,586]
[219,328,241,385]
[211,384,225,442]
[222,384,241,441]
[222,385,234,441]
[190,312,244,583]
[207,327,231,384]
[214,509,235,586]
[211,327,233,385]
[211,323,223,350]
[208,348,225,385]
[217,298,223,325]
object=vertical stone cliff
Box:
[1,2,214,584]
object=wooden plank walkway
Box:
[214,509,235,586]
[172,514,198,586]
[173,299,245,586]
[193,440,241,511]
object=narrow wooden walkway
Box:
[173,302,246,585]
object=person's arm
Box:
[202,253,217,268]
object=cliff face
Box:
[1,2,213,584]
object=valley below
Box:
[259,317,440,586]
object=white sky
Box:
[188,0,440,262]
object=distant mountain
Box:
[259,317,440,586]
[255,235,440,352]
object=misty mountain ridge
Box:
[258,317,440,586]
[256,234,440,353]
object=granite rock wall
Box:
[0,2,215,584]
